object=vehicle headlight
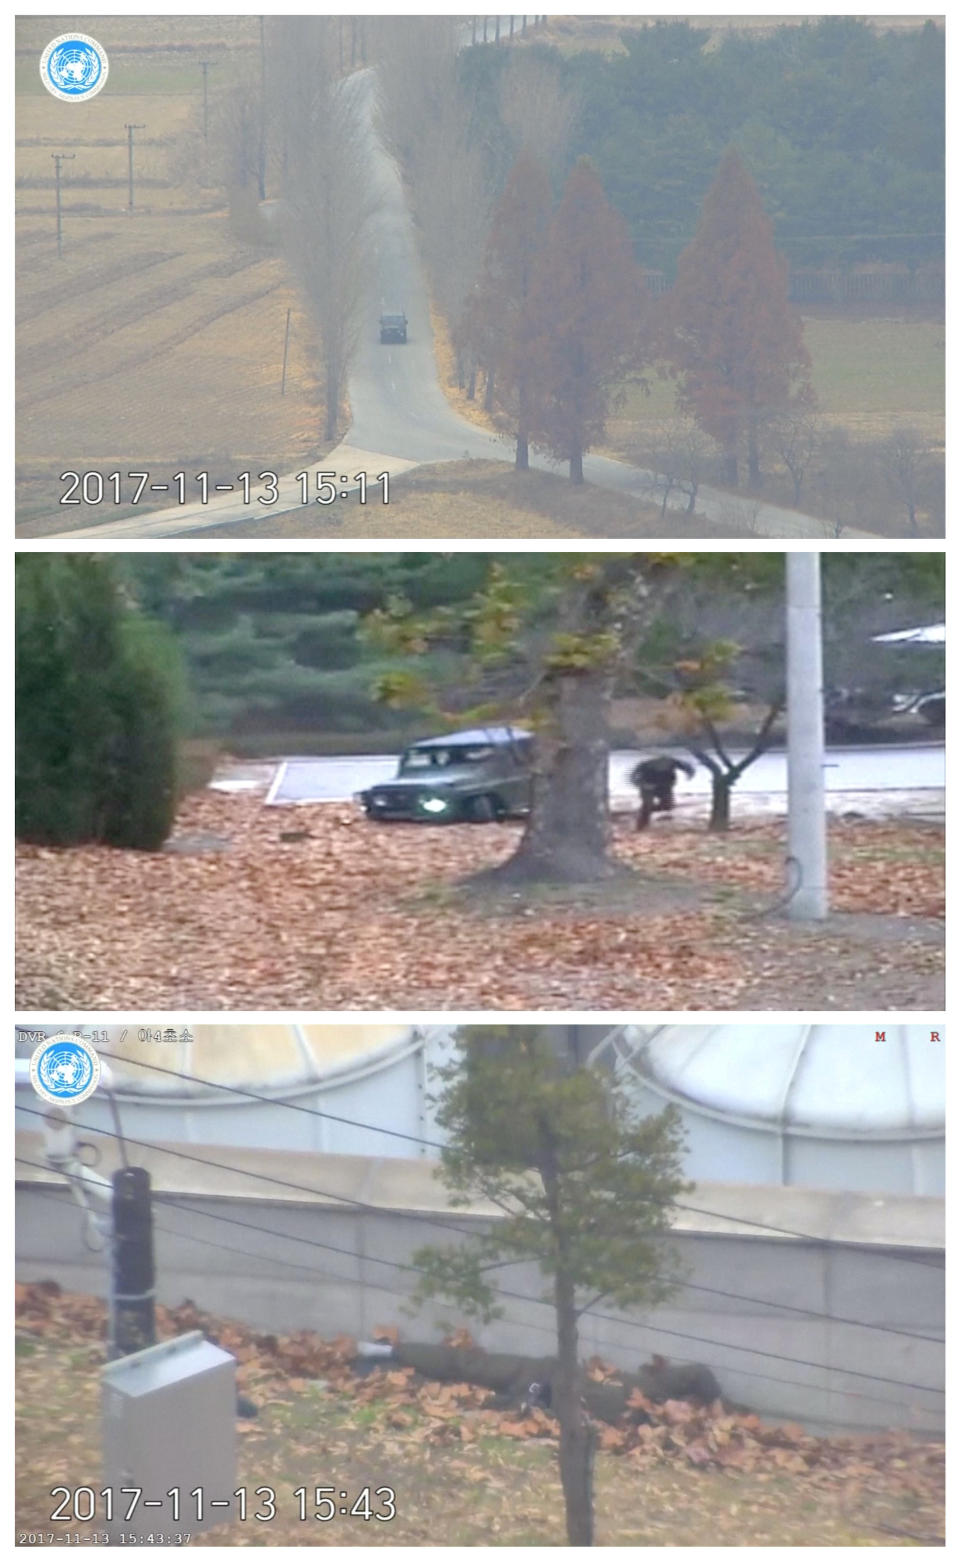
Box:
[419,795,449,814]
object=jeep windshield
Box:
[399,744,496,772]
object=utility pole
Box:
[786,551,828,920]
[257,16,267,201]
[51,151,75,257]
[111,1166,156,1358]
[199,60,213,143]
[124,123,146,211]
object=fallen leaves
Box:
[15,796,944,1009]
[15,1282,945,1508]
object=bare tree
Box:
[638,416,720,518]
[372,17,461,180]
[765,401,823,506]
[187,68,262,228]
[375,18,494,391]
[879,426,932,537]
[272,18,377,443]
[498,51,580,185]
[414,104,495,391]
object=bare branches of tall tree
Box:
[375,18,494,392]
[466,153,553,465]
[498,51,580,185]
[272,17,378,443]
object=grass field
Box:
[15,19,325,533]
[608,312,945,454]
[180,459,762,541]
[16,1329,944,1547]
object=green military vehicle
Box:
[379,311,408,344]
[358,726,533,823]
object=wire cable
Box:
[16,1155,943,1405]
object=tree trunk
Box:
[554,1272,594,1544]
[724,448,738,485]
[481,671,617,884]
[483,367,496,412]
[324,363,339,442]
[709,774,732,832]
[747,417,761,488]
[466,365,477,400]
[516,432,529,470]
[569,449,584,484]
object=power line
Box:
[13,1166,929,1411]
[19,1043,944,1268]
[16,1154,943,1405]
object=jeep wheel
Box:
[466,794,497,823]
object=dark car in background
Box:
[358,727,533,823]
[379,312,408,344]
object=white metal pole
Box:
[786,552,828,919]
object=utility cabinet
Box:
[101,1332,236,1542]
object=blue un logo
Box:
[40,34,109,102]
[30,1034,102,1105]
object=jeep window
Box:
[400,749,446,771]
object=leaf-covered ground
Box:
[15,1284,944,1547]
[16,796,944,1010]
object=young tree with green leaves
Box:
[412,1025,690,1548]
[666,148,812,488]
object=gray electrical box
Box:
[101,1332,237,1542]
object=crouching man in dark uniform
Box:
[630,755,696,831]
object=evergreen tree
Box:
[526,159,647,483]
[16,556,183,850]
[666,147,813,486]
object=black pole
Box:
[111,1166,156,1358]
[51,152,75,257]
[125,123,146,211]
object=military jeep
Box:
[379,311,408,344]
[358,726,533,823]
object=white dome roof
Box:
[628,1025,943,1138]
[19,1024,420,1098]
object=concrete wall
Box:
[16,1135,943,1438]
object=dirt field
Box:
[15,20,325,533]
[179,459,761,541]
[15,795,943,1011]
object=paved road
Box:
[60,75,874,542]
[265,743,945,809]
